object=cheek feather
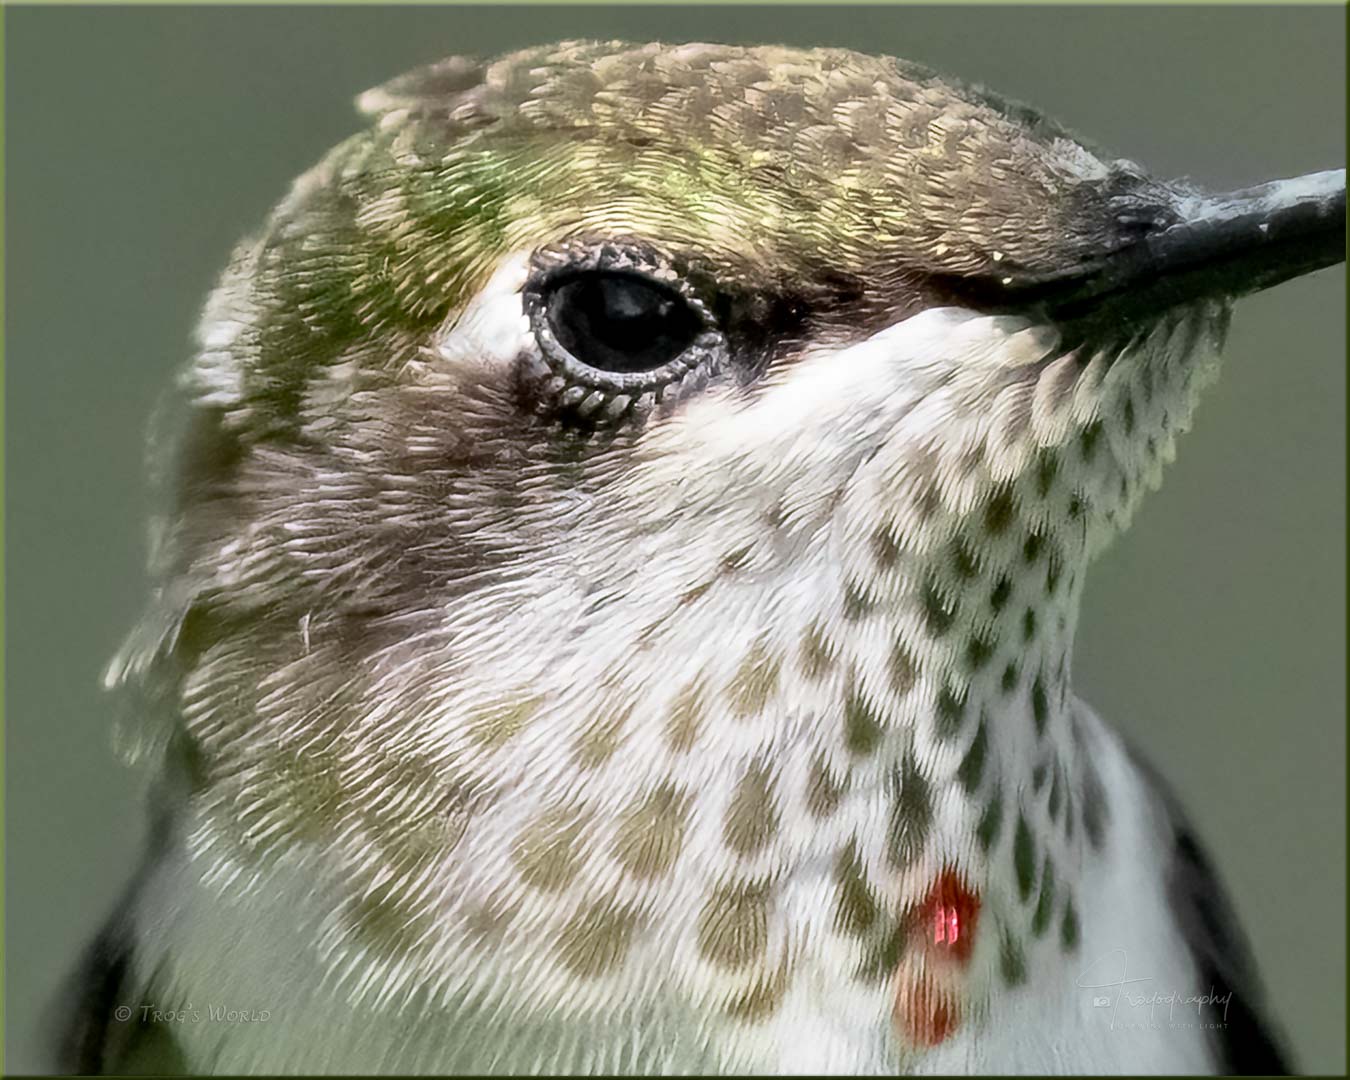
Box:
[431,251,534,374]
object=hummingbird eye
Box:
[523,241,727,422]
[546,272,702,375]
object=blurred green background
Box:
[6,5,1345,1074]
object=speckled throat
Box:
[131,294,1227,1074]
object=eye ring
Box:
[522,241,727,420]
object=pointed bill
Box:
[995,168,1346,330]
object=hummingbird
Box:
[57,41,1344,1075]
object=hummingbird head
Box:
[117,41,1343,1047]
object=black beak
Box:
[981,168,1346,335]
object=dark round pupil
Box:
[546,271,701,374]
